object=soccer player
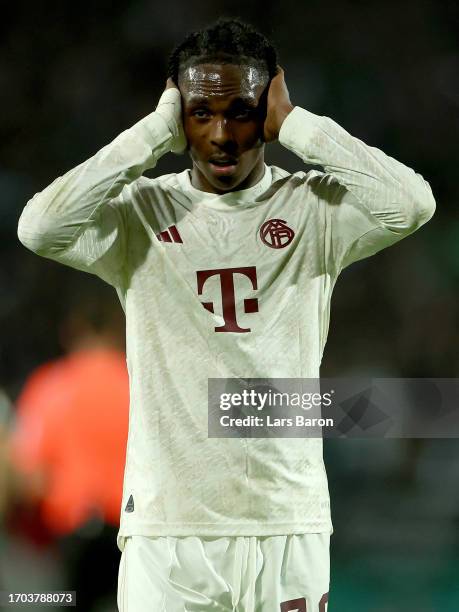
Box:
[17,18,435,612]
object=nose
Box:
[210,117,234,147]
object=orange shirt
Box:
[10,348,129,535]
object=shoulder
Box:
[123,172,191,206]
[121,172,182,199]
[269,165,346,204]
[115,173,190,223]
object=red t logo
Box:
[196,266,258,333]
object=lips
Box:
[208,156,238,177]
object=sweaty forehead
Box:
[178,63,269,104]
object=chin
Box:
[211,176,242,191]
[209,168,255,192]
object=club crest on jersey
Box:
[259,218,295,249]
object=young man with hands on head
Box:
[17,18,435,612]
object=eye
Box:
[230,107,255,121]
[192,109,211,119]
[234,109,250,120]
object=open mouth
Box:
[208,157,238,176]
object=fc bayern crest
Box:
[259,218,295,249]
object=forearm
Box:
[279,106,436,234]
[17,111,173,256]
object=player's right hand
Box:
[155,79,187,154]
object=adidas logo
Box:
[125,494,134,513]
[156,225,183,243]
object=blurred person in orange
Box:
[8,277,128,611]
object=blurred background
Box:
[0,0,458,610]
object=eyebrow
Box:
[186,95,258,108]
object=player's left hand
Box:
[263,66,294,143]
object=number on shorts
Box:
[280,592,328,611]
[319,592,329,611]
[280,598,306,612]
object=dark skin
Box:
[165,63,294,195]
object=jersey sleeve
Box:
[279,106,436,271]
[17,112,174,287]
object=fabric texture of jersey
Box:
[17,105,436,550]
[117,533,330,611]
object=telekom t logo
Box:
[196,266,258,333]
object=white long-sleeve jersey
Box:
[17,105,435,552]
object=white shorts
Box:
[117,533,330,611]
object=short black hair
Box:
[168,18,278,84]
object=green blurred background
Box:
[0,1,458,610]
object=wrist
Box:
[130,111,174,154]
[276,103,295,133]
[155,88,187,154]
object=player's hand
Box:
[263,67,294,143]
[155,78,187,154]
